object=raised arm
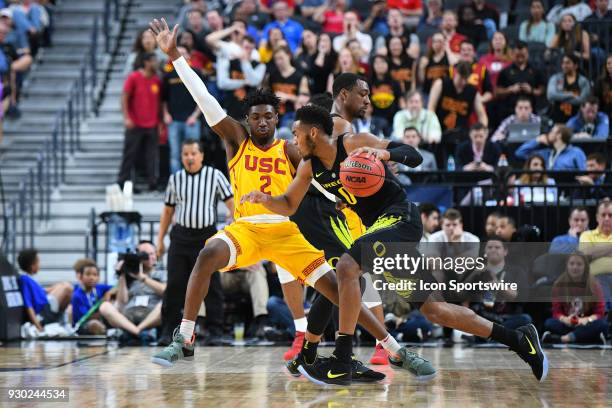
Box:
[149,18,247,159]
[240,159,313,216]
[427,78,443,112]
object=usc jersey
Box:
[228,138,296,221]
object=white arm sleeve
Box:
[172,56,227,127]
[241,61,266,87]
[311,179,337,202]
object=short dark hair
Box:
[181,138,204,154]
[309,93,333,112]
[244,88,280,113]
[512,40,528,50]
[486,235,508,248]
[459,40,475,49]
[242,34,256,45]
[570,206,589,217]
[587,152,607,166]
[419,203,440,217]
[443,208,462,222]
[403,126,421,138]
[188,8,203,17]
[138,240,156,247]
[295,105,334,136]
[17,249,38,273]
[470,122,488,132]
[563,53,580,66]
[454,61,472,78]
[332,73,362,98]
[582,95,599,107]
[516,96,532,106]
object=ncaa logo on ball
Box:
[345,175,366,184]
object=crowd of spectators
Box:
[116,0,612,188]
[0,0,52,144]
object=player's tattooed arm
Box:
[241,160,313,216]
[345,132,422,167]
[149,17,246,159]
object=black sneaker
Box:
[286,353,328,377]
[351,356,385,383]
[298,355,352,386]
[286,352,308,377]
[513,324,549,382]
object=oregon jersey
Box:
[228,138,296,221]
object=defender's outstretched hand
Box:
[149,18,179,58]
[241,191,271,205]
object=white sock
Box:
[179,319,195,343]
[294,317,307,333]
[380,334,401,357]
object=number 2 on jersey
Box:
[338,187,357,204]
[260,175,272,194]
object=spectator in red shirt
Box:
[386,0,423,18]
[314,0,347,34]
[543,252,608,344]
[478,32,511,91]
[118,52,162,192]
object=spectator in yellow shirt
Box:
[579,199,612,306]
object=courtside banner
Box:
[360,242,612,304]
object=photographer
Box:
[116,241,167,334]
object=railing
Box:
[1,0,121,265]
[402,169,612,240]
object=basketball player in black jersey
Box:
[242,73,548,386]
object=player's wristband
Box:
[386,141,423,167]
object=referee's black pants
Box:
[161,225,224,337]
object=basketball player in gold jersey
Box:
[148,19,428,377]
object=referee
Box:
[156,138,234,345]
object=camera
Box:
[117,250,149,281]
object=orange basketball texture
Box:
[339,152,385,197]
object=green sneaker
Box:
[389,347,436,381]
[151,329,195,367]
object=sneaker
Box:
[512,324,548,383]
[298,355,352,386]
[351,356,385,383]
[369,343,389,365]
[286,352,327,377]
[151,328,195,367]
[389,347,437,381]
[541,331,561,344]
[284,331,305,361]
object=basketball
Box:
[339,152,385,197]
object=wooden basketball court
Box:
[0,342,610,407]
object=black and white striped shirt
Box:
[164,166,233,229]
